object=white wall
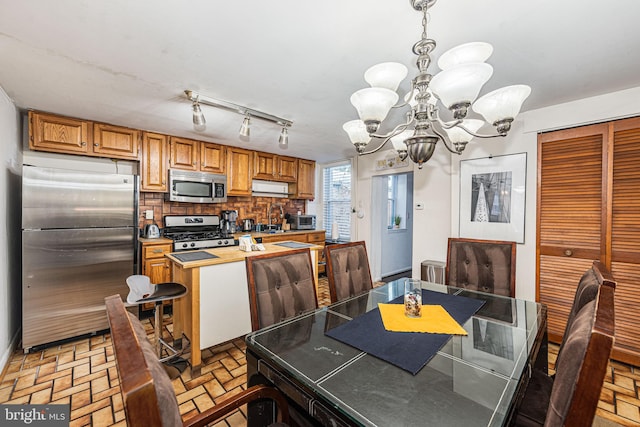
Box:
[354,85,640,301]
[0,86,22,371]
[354,145,452,281]
[451,85,640,301]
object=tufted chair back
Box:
[555,260,614,370]
[325,241,373,303]
[446,238,516,297]
[245,248,318,331]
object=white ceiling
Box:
[1,0,640,164]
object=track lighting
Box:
[239,115,251,138]
[185,90,292,147]
[192,101,206,132]
[278,127,289,150]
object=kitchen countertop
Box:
[138,237,173,244]
[232,229,325,239]
[166,241,324,269]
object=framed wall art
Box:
[459,153,527,244]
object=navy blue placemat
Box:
[325,289,485,375]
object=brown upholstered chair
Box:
[105,295,289,427]
[513,271,615,427]
[446,237,516,297]
[554,260,614,365]
[245,248,318,331]
[324,241,374,303]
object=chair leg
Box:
[154,300,184,363]
[154,301,164,359]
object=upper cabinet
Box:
[93,123,140,159]
[226,146,253,196]
[293,159,316,200]
[276,155,298,183]
[29,111,139,160]
[253,152,298,183]
[140,132,168,192]
[29,110,315,200]
[170,137,225,174]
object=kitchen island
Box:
[167,241,323,371]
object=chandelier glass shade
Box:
[344,0,531,168]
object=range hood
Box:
[251,180,289,197]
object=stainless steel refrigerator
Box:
[22,165,137,350]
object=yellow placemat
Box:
[378,303,468,335]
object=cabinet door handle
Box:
[564,249,573,257]
[152,249,163,253]
[94,143,99,147]
[80,141,87,147]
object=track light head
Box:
[239,115,251,138]
[278,127,289,149]
[192,102,206,131]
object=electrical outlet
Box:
[145,210,154,220]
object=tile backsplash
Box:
[139,192,306,229]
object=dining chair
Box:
[554,260,615,366]
[446,237,516,297]
[105,295,290,427]
[324,241,374,303]
[512,276,615,426]
[245,248,318,330]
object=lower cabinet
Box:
[260,231,326,275]
[140,240,172,311]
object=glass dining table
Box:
[245,279,547,427]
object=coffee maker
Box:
[220,210,238,236]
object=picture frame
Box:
[459,153,527,244]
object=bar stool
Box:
[126,275,188,362]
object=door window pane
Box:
[323,163,351,241]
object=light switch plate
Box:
[145,210,154,220]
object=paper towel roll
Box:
[331,222,339,240]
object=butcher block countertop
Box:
[165,241,324,269]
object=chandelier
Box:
[343,0,531,169]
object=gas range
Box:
[163,215,237,252]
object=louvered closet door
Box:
[537,124,608,343]
[610,117,640,363]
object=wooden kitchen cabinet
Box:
[253,151,277,180]
[29,111,92,154]
[292,158,316,199]
[170,137,225,174]
[253,151,298,183]
[260,230,326,274]
[226,146,253,196]
[29,111,139,160]
[169,137,199,171]
[200,142,226,174]
[141,240,173,311]
[142,242,173,284]
[140,132,169,192]
[92,123,140,159]
[276,155,298,182]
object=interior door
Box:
[537,123,607,342]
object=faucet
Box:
[268,203,284,229]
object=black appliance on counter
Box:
[163,215,238,251]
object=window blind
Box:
[323,163,351,241]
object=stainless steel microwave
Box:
[167,169,227,203]
[289,214,316,230]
